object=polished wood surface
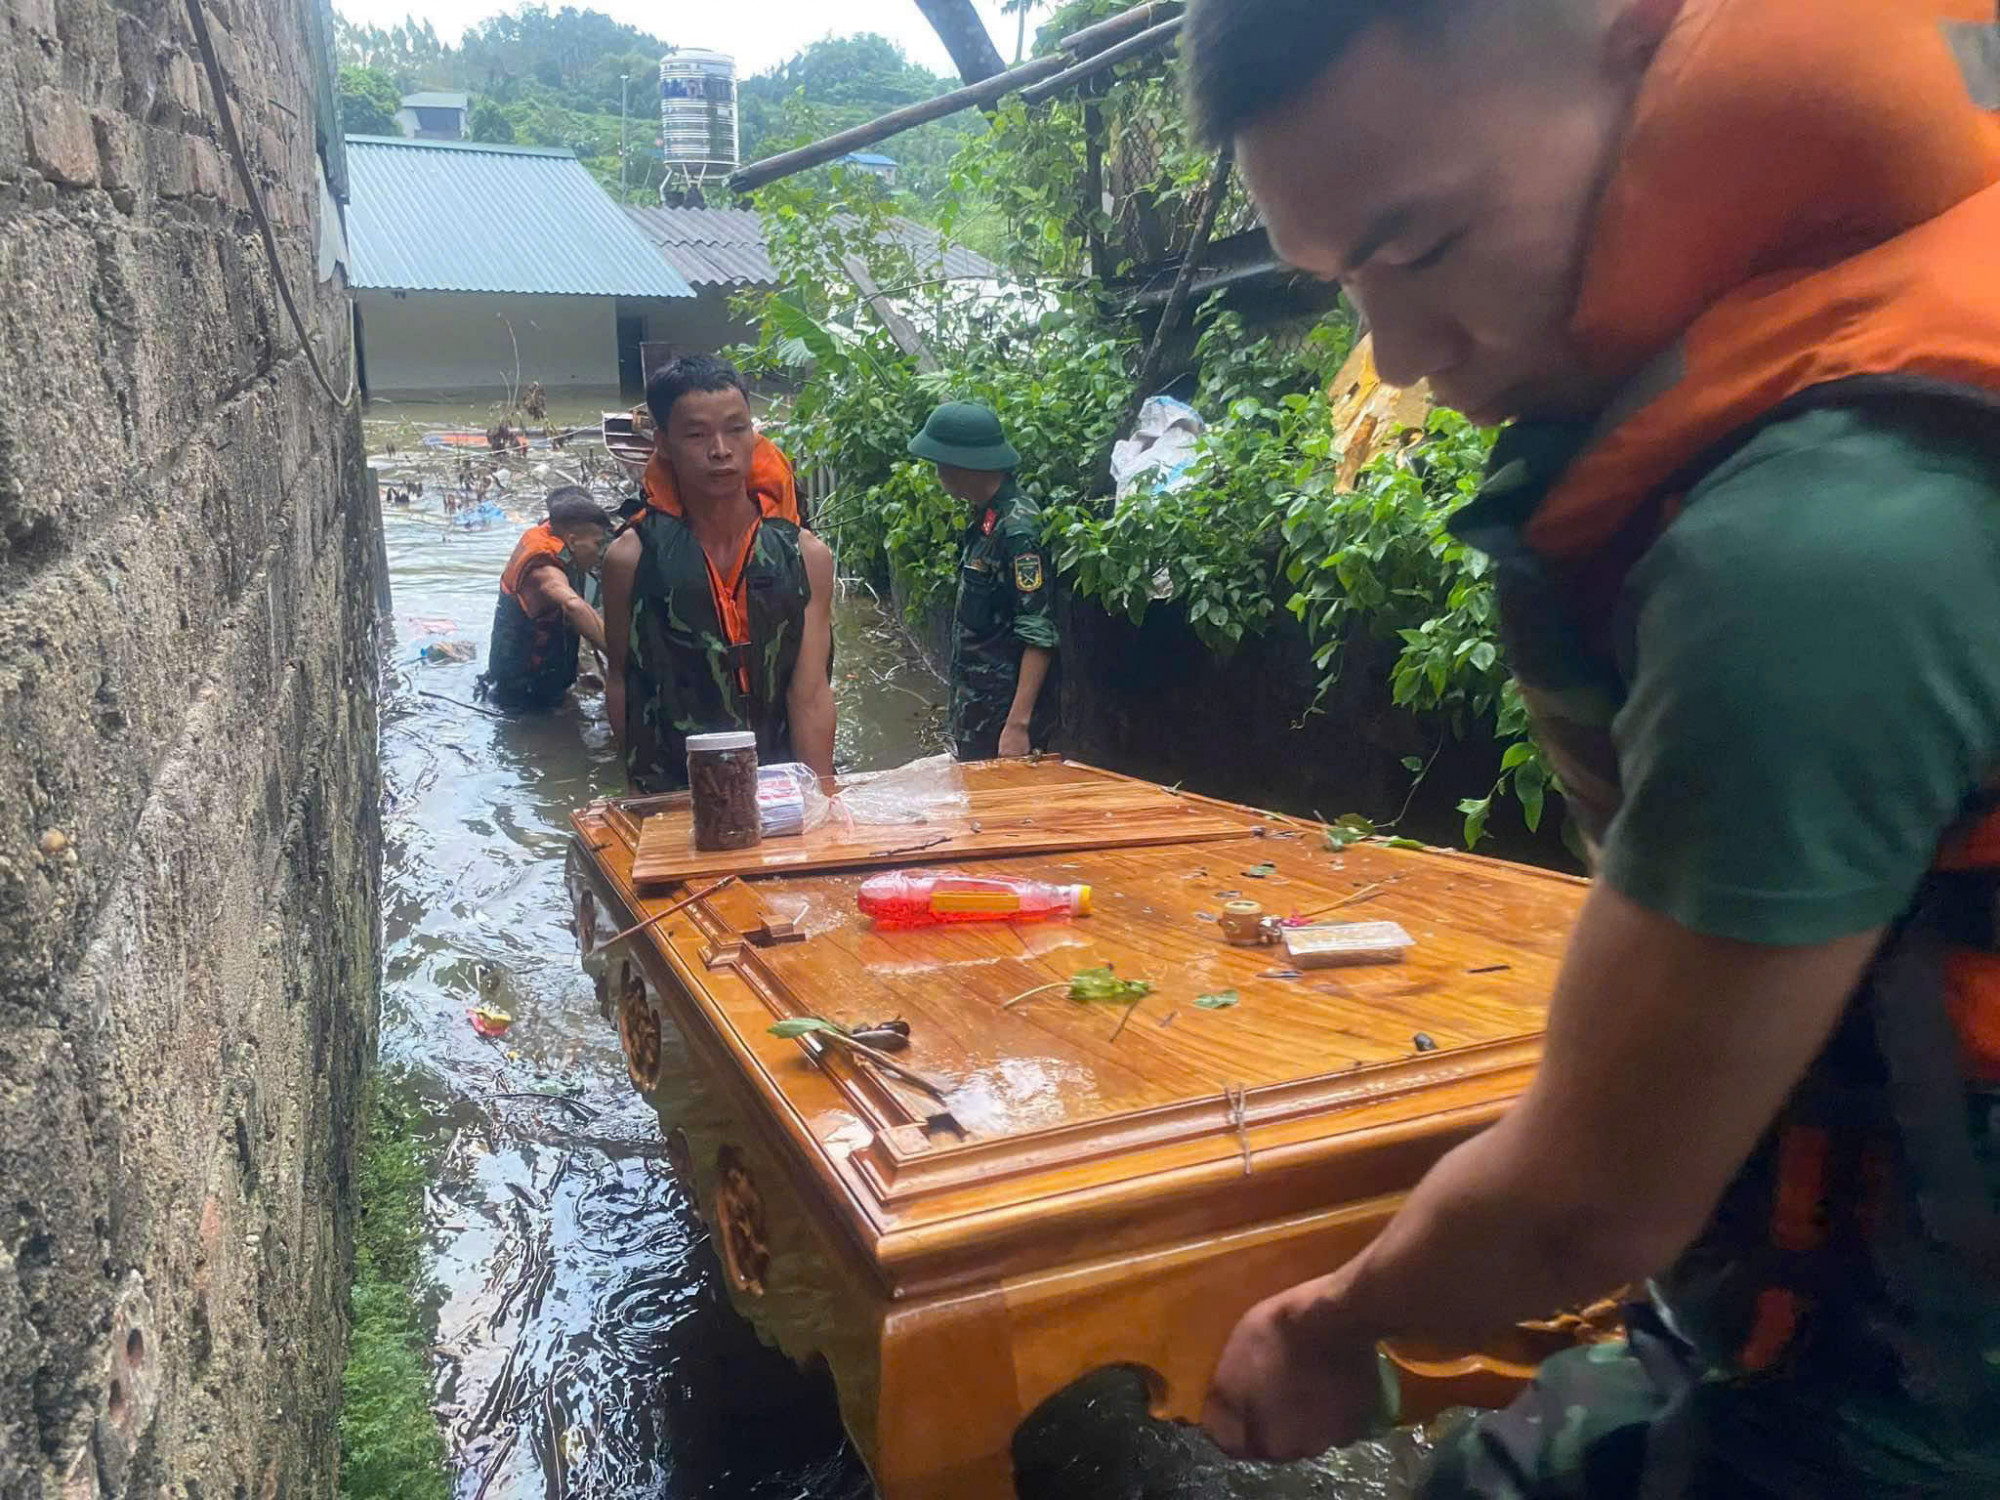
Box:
[629,758,1246,886]
[569,758,1594,1499]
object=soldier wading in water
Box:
[601,356,836,793]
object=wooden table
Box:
[566,759,1591,1498]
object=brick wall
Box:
[0,0,383,1493]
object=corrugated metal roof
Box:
[623,206,997,288]
[345,137,693,298]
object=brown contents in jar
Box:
[688,738,761,851]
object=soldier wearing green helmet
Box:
[908,401,1060,760]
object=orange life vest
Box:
[641,434,801,525]
[484,522,584,709]
[498,522,569,615]
[636,434,805,676]
[1537,0,2000,1085]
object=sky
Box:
[332,0,1036,79]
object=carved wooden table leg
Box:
[871,1290,1027,1500]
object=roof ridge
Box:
[344,134,578,161]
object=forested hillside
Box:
[334,6,982,206]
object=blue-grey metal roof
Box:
[400,91,468,110]
[840,152,898,166]
[623,206,996,288]
[344,137,693,298]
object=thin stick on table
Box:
[602,875,739,949]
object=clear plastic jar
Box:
[686,731,761,851]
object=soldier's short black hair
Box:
[545,486,610,531]
[1184,0,1454,144]
[645,354,749,430]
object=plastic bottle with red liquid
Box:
[857,871,1092,928]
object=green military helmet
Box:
[908,401,1020,472]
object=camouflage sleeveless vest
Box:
[621,509,809,794]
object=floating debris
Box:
[469,1006,513,1038]
[1242,863,1276,879]
[1467,963,1512,975]
[1194,990,1239,1011]
[1413,1032,1438,1052]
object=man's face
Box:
[1238,11,1638,422]
[934,463,1002,506]
[663,386,758,504]
[565,526,607,574]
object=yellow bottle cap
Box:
[1074,885,1092,916]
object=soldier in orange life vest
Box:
[600,356,836,794]
[1184,0,2000,1495]
[477,487,610,712]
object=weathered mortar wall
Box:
[0,0,383,1494]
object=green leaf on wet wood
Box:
[1194,990,1240,1010]
[1068,965,1153,1004]
[769,1016,851,1039]
[1242,862,1277,878]
[1323,814,1375,851]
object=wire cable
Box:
[183,0,359,408]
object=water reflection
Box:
[375,478,912,1498]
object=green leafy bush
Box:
[737,59,1555,848]
[1278,409,1549,846]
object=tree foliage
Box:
[338,65,401,136]
[737,41,1553,848]
[738,35,977,206]
[467,98,516,143]
[333,9,973,209]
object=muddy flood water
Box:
[369,414,1439,1499]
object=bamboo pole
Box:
[726,1,1183,193]
[1059,1,1181,56]
[1018,18,1184,106]
[728,54,1069,192]
[1121,147,1233,431]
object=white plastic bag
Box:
[1110,395,1206,502]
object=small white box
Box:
[1282,921,1415,968]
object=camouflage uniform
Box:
[621,508,808,795]
[950,478,1060,760]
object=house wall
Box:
[357,289,620,393]
[0,0,383,1493]
[623,285,754,357]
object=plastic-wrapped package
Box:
[1110,395,1205,502]
[829,754,971,828]
[756,763,831,838]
